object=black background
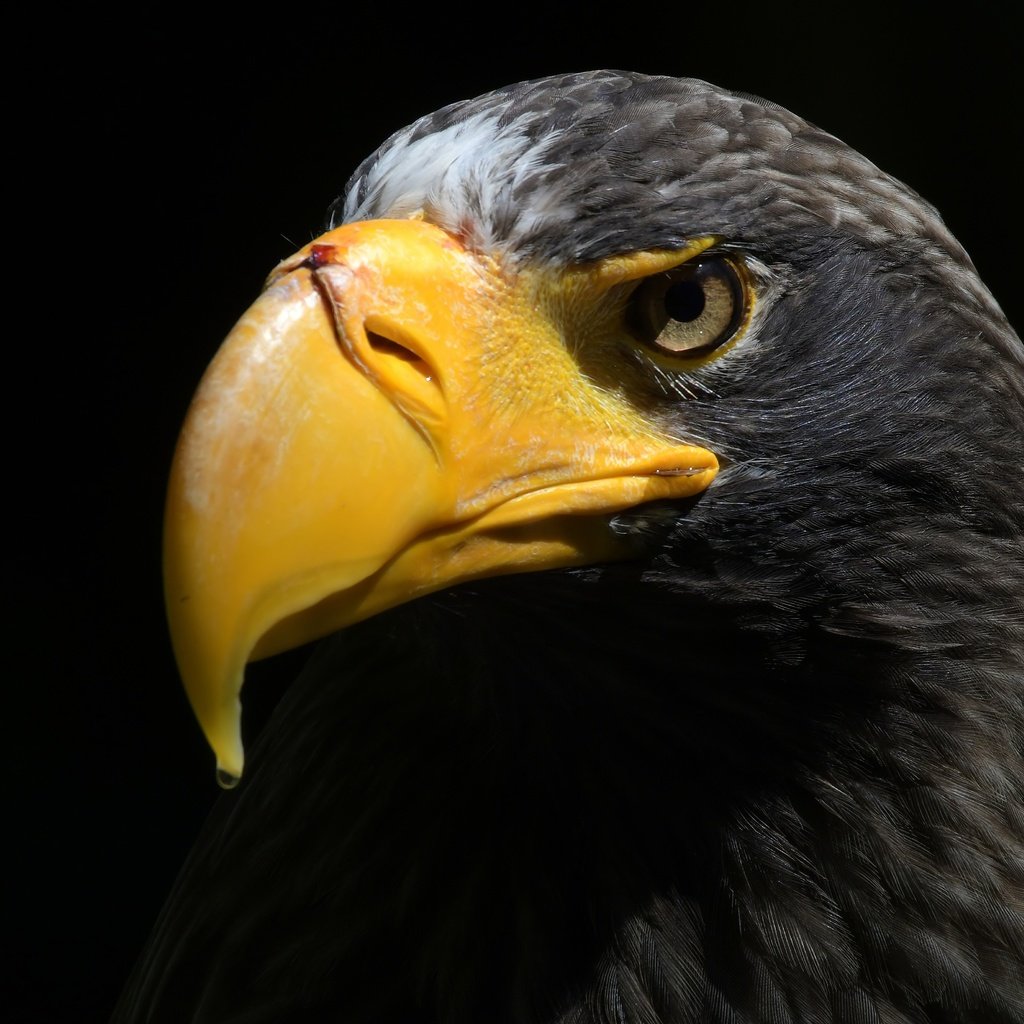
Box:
[13,11,1019,1023]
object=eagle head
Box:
[139,72,1022,1023]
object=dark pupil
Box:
[664,279,705,322]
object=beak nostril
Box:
[366,329,433,379]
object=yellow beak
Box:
[164,219,718,783]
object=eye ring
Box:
[627,255,749,359]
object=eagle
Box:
[116,71,1023,1023]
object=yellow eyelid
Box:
[562,236,722,294]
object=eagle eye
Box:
[628,255,748,359]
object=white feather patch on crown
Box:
[334,106,573,259]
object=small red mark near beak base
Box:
[304,244,336,269]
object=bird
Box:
[116,71,1023,1023]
